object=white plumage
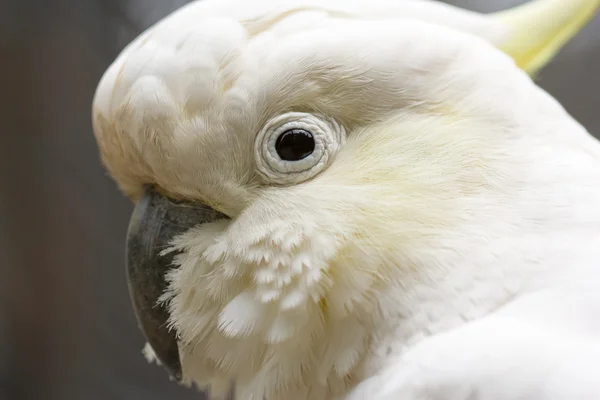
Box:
[92,0,600,399]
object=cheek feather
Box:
[163,215,341,343]
[159,198,384,397]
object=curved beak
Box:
[125,186,227,381]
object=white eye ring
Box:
[255,112,346,185]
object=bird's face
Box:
[92,0,598,396]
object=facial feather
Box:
[156,109,532,399]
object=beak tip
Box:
[160,337,183,382]
[144,341,183,382]
[165,363,183,383]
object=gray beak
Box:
[125,186,227,381]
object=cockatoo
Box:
[91,0,600,399]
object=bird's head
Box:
[92,0,599,397]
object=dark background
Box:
[0,1,598,399]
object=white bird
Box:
[92,0,600,399]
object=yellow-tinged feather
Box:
[493,0,600,76]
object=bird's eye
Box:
[255,112,346,185]
[275,129,315,161]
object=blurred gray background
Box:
[0,0,598,399]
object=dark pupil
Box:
[275,129,315,161]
